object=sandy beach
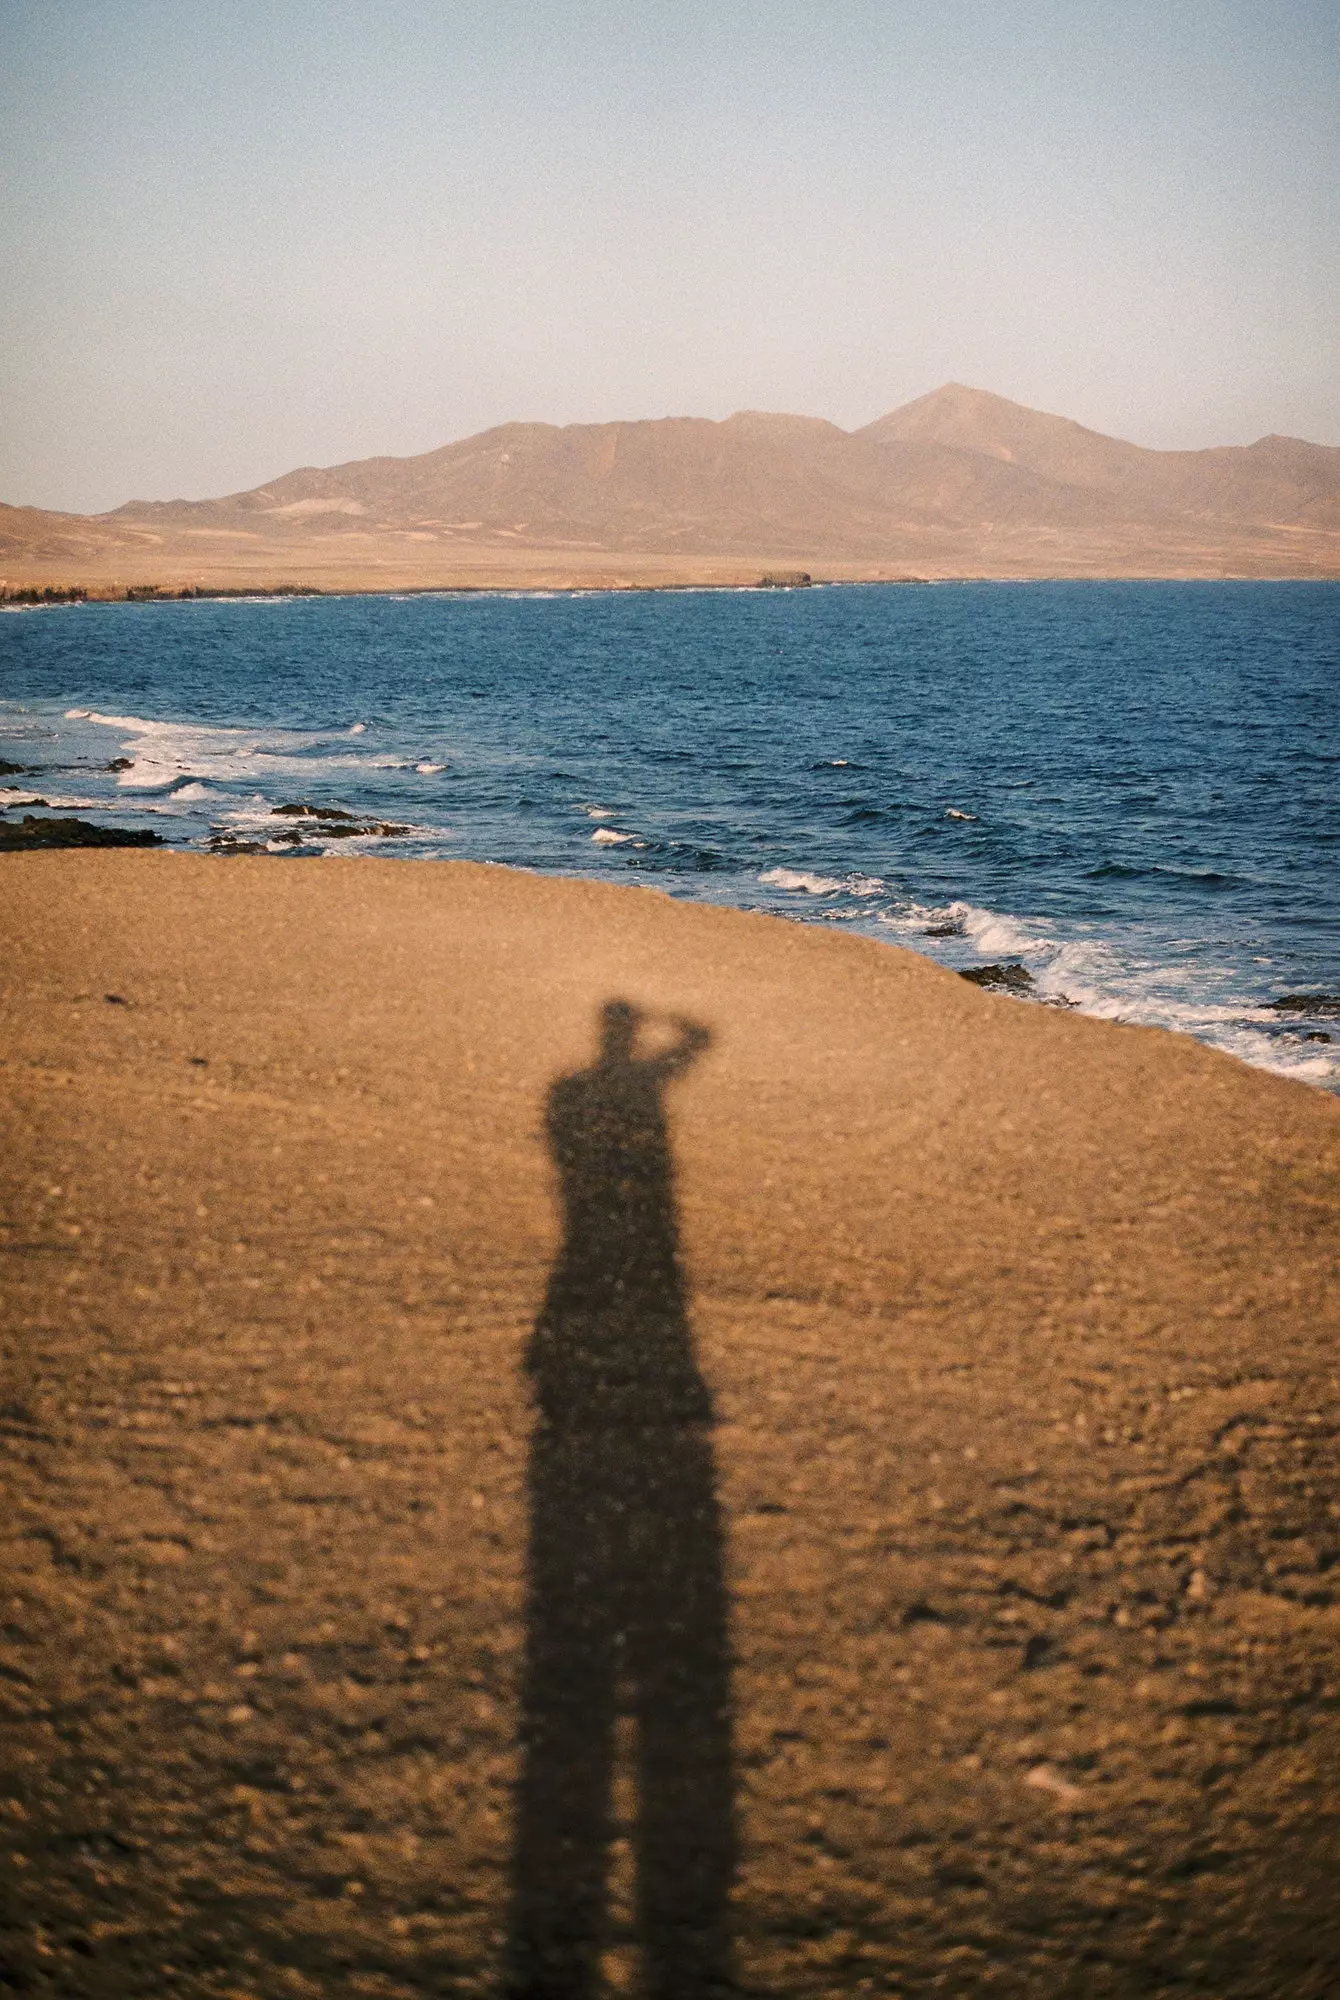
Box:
[3,852,1338,1997]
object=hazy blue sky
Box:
[3,0,1337,511]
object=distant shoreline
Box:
[5,571,1338,608]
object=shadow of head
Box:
[599,997,638,1063]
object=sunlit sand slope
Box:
[2,853,1338,1996]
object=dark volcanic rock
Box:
[959,961,1034,994]
[207,812,411,853]
[1268,993,1340,1019]
[272,802,359,821]
[269,804,412,840]
[0,759,34,775]
[314,820,412,839]
[0,815,163,852]
[207,834,270,855]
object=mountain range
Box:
[4,384,1338,587]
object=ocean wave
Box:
[874,894,1338,1090]
[760,866,885,897]
[64,711,407,792]
[1086,862,1243,889]
[0,789,102,811]
[887,900,1054,960]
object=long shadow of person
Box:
[508,1000,734,1999]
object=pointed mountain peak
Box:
[863,381,1104,438]
[859,383,1147,480]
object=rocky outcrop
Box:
[0,815,162,852]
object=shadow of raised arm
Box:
[647,1011,713,1083]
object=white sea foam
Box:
[879,899,1048,957]
[217,801,284,830]
[874,894,1339,1091]
[415,761,447,774]
[310,820,449,854]
[70,711,406,791]
[946,808,978,821]
[0,790,101,811]
[592,827,634,845]
[761,866,886,897]
[760,867,845,895]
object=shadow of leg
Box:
[509,1430,618,1999]
[628,1428,735,1999]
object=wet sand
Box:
[2,853,1338,1997]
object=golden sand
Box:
[2,853,1338,1993]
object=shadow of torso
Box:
[526,1047,712,1426]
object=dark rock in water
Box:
[314,820,411,839]
[207,834,269,855]
[959,961,1034,994]
[3,796,51,808]
[1268,993,1340,1019]
[924,922,962,937]
[0,815,162,852]
[1303,1031,1333,1044]
[0,760,33,775]
[272,802,359,822]
[106,757,134,772]
[269,810,413,840]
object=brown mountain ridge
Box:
[4,384,1339,590]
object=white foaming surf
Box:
[878,897,1339,1090]
[0,789,102,811]
[68,711,407,792]
[760,866,886,897]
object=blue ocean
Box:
[3,580,1337,1089]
